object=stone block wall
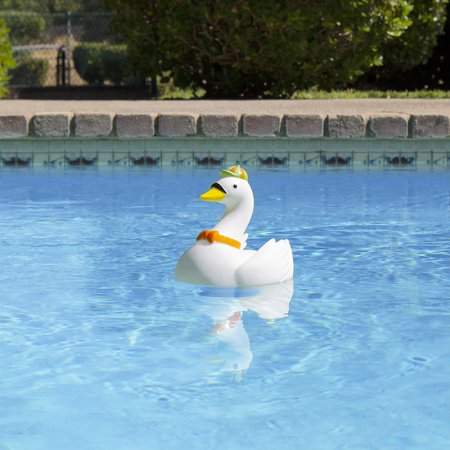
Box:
[1,112,450,139]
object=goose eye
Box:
[233,184,237,189]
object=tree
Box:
[0,18,15,97]
[357,0,448,89]
[0,0,105,13]
[104,0,438,97]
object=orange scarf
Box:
[196,230,241,249]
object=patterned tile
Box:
[174,152,195,166]
[130,154,161,166]
[1,137,449,170]
[385,154,415,166]
[430,153,448,166]
[258,154,288,166]
[194,154,224,166]
[366,153,385,166]
[1,154,32,167]
[44,153,65,167]
[303,152,321,166]
[109,153,130,166]
[321,153,352,166]
[66,155,97,166]
[240,155,259,167]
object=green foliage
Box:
[0,0,104,13]
[292,89,450,99]
[366,0,448,84]
[0,18,15,97]
[73,42,135,85]
[8,53,49,86]
[0,11,46,45]
[105,0,437,98]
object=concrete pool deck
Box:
[2,99,450,138]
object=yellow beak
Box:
[200,187,226,202]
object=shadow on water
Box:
[194,280,294,379]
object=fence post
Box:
[66,11,72,85]
[151,76,158,98]
[56,46,66,86]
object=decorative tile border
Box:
[2,113,450,140]
[0,138,448,168]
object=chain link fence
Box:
[0,11,133,88]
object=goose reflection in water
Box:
[198,280,294,378]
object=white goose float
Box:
[175,166,294,287]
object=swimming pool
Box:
[0,167,449,449]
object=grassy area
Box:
[291,90,450,99]
[156,82,450,99]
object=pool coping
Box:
[2,99,450,139]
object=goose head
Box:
[200,175,253,209]
[198,166,254,236]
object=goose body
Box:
[175,167,294,287]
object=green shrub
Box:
[104,0,448,98]
[9,53,49,86]
[360,0,448,88]
[73,43,105,84]
[0,0,104,13]
[73,42,132,85]
[0,11,46,45]
[0,18,16,97]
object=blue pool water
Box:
[0,167,450,450]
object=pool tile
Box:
[290,153,306,165]
[33,152,50,165]
[130,141,146,154]
[240,155,259,167]
[194,154,224,166]
[258,154,288,166]
[367,153,385,166]
[130,154,161,166]
[1,153,32,166]
[353,152,368,165]
[175,152,195,165]
[160,151,176,166]
[97,141,113,152]
[430,153,448,166]
[97,151,112,165]
[66,155,97,166]
[109,153,130,166]
[304,152,321,166]
[415,152,432,165]
[193,140,215,154]
[322,153,352,166]
[21,141,41,154]
[427,140,450,153]
[111,140,129,153]
[81,152,98,164]
[241,140,269,154]
[225,152,242,166]
[385,154,415,166]
[44,153,65,167]
[65,140,83,154]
